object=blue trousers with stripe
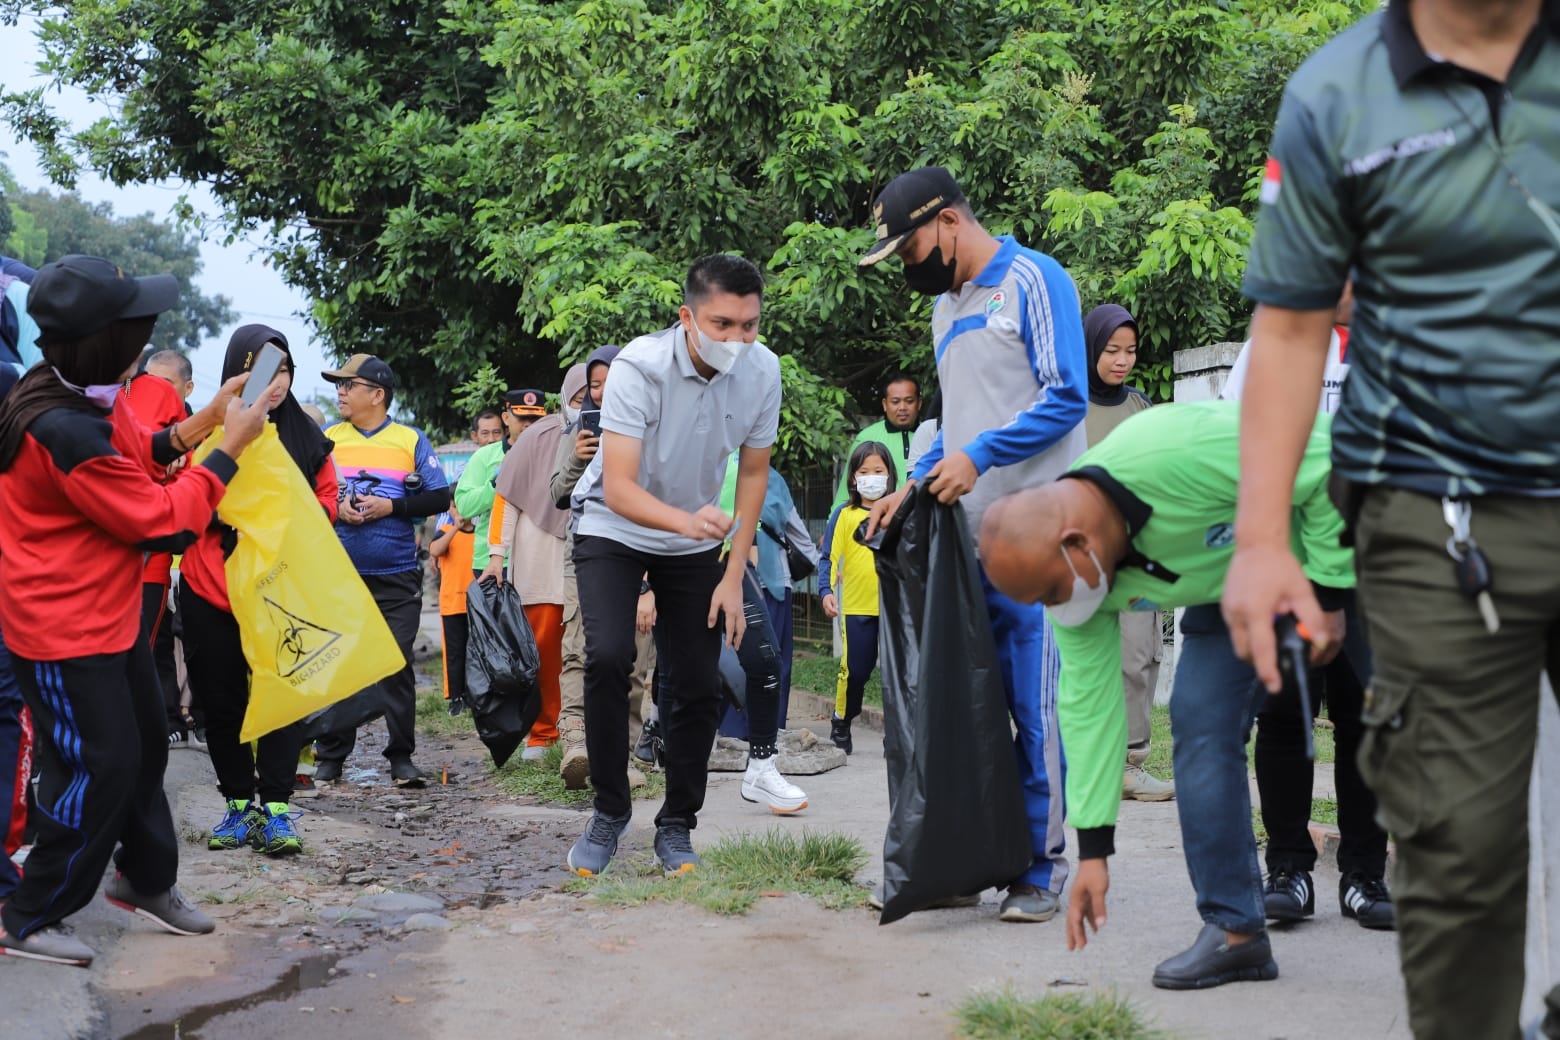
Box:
[0,641,179,939]
[982,567,1069,893]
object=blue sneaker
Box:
[253,803,304,856]
[566,810,631,877]
[209,800,261,851]
[654,824,701,877]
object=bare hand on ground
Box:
[1067,859,1110,951]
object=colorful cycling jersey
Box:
[327,418,448,575]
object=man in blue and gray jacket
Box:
[862,166,1089,924]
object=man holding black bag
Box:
[862,167,1089,923]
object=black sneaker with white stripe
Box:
[1339,872,1395,931]
[1263,868,1314,922]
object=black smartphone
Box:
[240,343,287,406]
[580,407,602,437]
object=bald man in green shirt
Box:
[980,400,1365,989]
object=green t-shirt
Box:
[1052,400,1351,844]
[453,439,507,559]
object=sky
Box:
[0,16,334,406]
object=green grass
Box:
[492,741,666,806]
[790,652,882,708]
[567,830,870,915]
[954,987,1171,1040]
[415,691,477,738]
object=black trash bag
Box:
[866,486,1034,924]
[464,577,542,767]
[298,684,394,744]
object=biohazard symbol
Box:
[264,597,343,678]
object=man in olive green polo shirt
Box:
[1222,2,1560,1037]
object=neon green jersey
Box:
[1052,400,1351,843]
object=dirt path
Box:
[74,688,1413,1040]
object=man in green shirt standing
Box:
[455,388,547,571]
[832,372,921,507]
[979,400,1366,989]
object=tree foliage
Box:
[2,0,1371,467]
[0,163,237,350]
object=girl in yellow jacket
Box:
[819,441,895,754]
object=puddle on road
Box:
[119,953,344,1040]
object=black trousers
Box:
[0,643,179,939]
[576,534,723,826]
[180,584,304,806]
[141,582,183,735]
[1253,594,1387,878]
[316,569,424,764]
[442,613,469,705]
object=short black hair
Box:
[472,408,502,430]
[881,371,919,397]
[684,254,764,308]
[147,348,193,384]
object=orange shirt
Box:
[436,518,475,615]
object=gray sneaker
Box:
[104,874,215,935]
[998,883,1060,923]
[0,923,95,966]
[653,824,701,877]
[566,810,631,877]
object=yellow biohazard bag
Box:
[196,425,400,742]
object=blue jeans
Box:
[1172,602,1372,934]
[1172,604,1281,935]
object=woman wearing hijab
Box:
[0,256,274,967]
[1081,303,1153,447]
[549,345,627,788]
[1078,303,1172,805]
[180,325,339,857]
[483,365,587,760]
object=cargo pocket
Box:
[1358,678,1425,840]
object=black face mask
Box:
[902,229,957,296]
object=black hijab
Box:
[222,324,333,479]
[1083,304,1138,406]
[583,344,622,410]
[0,315,155,470]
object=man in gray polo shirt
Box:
[1221,2,1560,1036]
[566,254,780,879]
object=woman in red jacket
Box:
[0,256,274,968]
[180,325,337,858]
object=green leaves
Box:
[3,0,1368,439]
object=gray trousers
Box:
[1120,609,1162,763]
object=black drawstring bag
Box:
[866,486,1034,924]
[465,577,541,768]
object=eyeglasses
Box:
[336,379,381,393]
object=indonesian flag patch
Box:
[1259,157,1282,205]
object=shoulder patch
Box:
[30,406,118,475]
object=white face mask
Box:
[1047,543,1109,628]
[688,319,745,374]
[855,474,889,501]
[564,405,581,425]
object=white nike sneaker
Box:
[740,756,808,814]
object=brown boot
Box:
[559,717,590,790]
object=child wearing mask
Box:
[819,441,896,753]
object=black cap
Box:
[26,254,180,341]
[505,388,547,417]
[322,353,396,390]
[859,167,966,267]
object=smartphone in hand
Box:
[240,343,287,407]
[580,407,602,438]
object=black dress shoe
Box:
[1152,923,1279,990]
